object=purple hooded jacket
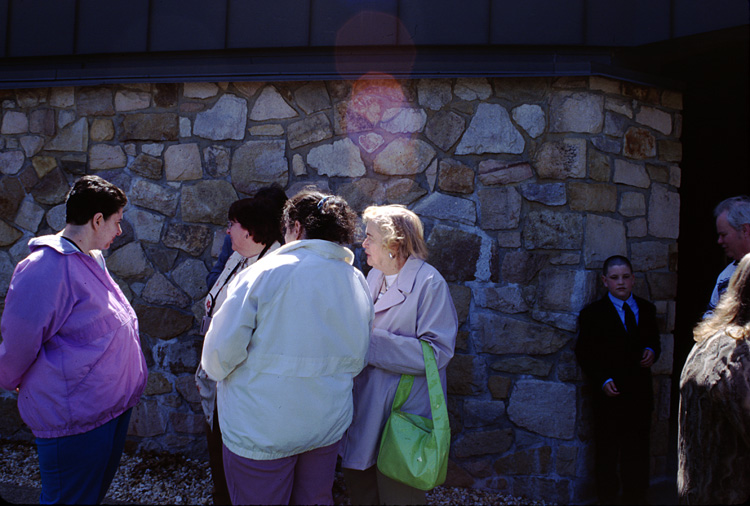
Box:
[0,235,147,438]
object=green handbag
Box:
[376,340,450,491]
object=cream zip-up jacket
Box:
[201,239,374,460]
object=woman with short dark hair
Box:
[0,175,147,504]
[201,189,373,505]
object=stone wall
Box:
[0,76,681,503]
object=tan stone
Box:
[1,111,28,134]
[115,90,151,111]
[31,156,57,178]
[439,159,474,194]
[184,82,219,99]
[589,76,621,95]
[613,159,650,188]
[627,218,648,237]
[619,192,646,216]
[588,149,611,182]
[605,97,633,118]
[534,138,586,179]
[89,144,127,170]
[478,161,533,186]
[661,90,683,110]
[49,87,74,108]
[249,124,284,136]
[165,144,202,181]
[568,182,616,212]
[90,118,114,142]
[636,106,672,135]
[659,140,682,162]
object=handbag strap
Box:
[389,341,448,431]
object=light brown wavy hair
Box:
[362,205,428,262]
[694,252,750,342]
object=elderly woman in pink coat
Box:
[340,204,457,505]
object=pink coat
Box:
[0,235,147,438]
[340,256,457,470]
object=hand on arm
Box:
[640,348,655,368]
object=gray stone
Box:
[203,145,230,178]
[502,251,548,284]
[512,476,572,504]
[613,159,650,188]
[179,116,192,137]
[144,244,179,273]
[1,111,28,134]
[530,310,579,332]
[115,90,150,111]
[77,87,114,116]
[106,241,153,280]
[231,140,289,193]
[20,136,44,157]
[337,179,385,213]
[380,107,427,134]
[568,182,616,212]
[165,144,202,181]
[181,180,238,225]
[417,79,452,110]
[172,259,209,300]
[305,138,364,177]
[628,217,648,237]
[648,184,680,239]
[624,127,656,159]
[384,178,428,206]
[119,113,179,141]
[592,135,622,154]
[357,132,384,154]
[550,92,604,133]
[589,149,611,182]
[128,399,168,437]
[125,208,164,243]
[647,272,678,300]
[131,153,163,180]
[438,159,474,194]
[144,371,172,395]
[184,82,219,99]
[464,400,506,428]
[31,168,69,206]
[426,225,481,282]
[250,86,298,120]
[523,211,583,250]
[0,151,24,175]
[0,251,14,295]
[533,138,586,179]
[288,113,333,149]
[603,112,629,137]
[90,119,114,142]
[45,118,88,152]
[57,109,76,129]
[619,192,646,216]
[478,285,529,314]
[636,106,672,135]
[413,193,476,226]
[156,336,202,374]
[0,220,22,247]
[194,94,248,141]
[249,124,284,136]
[512,104,545,138]
[142,272,191,307]
[631,241,669,271]
[536,267,598,313]
[175,374,202,404]
[50,86,74,108]
[584,215,627,268]
[456,104,525,155]
[14,198,44,233]
[478,161,533,186]
[130,180,179,216]
[294,82,331,114]
[658,140,682,162]
[519,183,566,206]
[488,376,512,399]
[473,313,569,355]
[171,411,204,434]
[373,138,435,176]
[455,78,492,101]
[494,446,553,476]
[425,110,465,151]
[453,429,514,458]
[163,223,211,256]
[292,153,307,176]
[46,204,67,231]
[89,144,127,170]
[142,143,164,157]
[508,380,576,439]
[478,187,522,230]
[605,96,633,118]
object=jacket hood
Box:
[28,234,80,255]
[273,239,355,265]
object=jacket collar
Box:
[270,239,355,265]
[372,256,425,312]
[29,233,85,255]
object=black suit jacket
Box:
[575,295,661,409]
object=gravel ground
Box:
[0,440,548,505]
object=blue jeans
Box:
[36,408,132,505]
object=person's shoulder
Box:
[580,296,611,314]
[633,295,656,312]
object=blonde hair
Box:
[694,252,750,342]
[362,205,428,261]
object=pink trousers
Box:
[222,440,340,505]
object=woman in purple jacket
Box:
[0,175,148,504]
[340,205,457,505]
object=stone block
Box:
[512,104,545,138]
[115,90,151,111]
[613,159,650,188]
[415,193,476,226]
[119,113,179,141]
[646,272,678,300]
[464,399,507,428]
[250,86,298,121]
[0,151,24,177]
[648,184,680,239]
[488,376,512,399]
[624,127,656,159]
[170,411,204,434]
[50,86,74,107]
[134,303,194,340]
[508,380,576,439]
[557,351,582,382]
[456,103,524,155]
[550,91,604,133]
[107,241,154,280]
[623,83,660,104]
[523,211,583,250]
[661,90,683,110]
[478,284,530,314]
[589,76,620,94]
[455,78,492,101]
[588,149,611,182]
[373,137,434,176]
[438,159,474,194]
[636,106,672,135]
[658,140,682,162]
[605,96,633,118]
[519,183,566,206]
[294,82,330,114]
[156,336,202,374]
[337,179,385,213]
[453,429,514,458]
[89,144,127,170]
[449,284,472,325]
[128,399,168,437]
[446,354,485,395]
[584,215,626,268]
[494,446,552,475]
[175,374,202,404]
[537,267,598,313]
[478,161,533,186]
[184,82,219,99]
[29,109,55,137]
[381,107,427,134]
[531,310,579,333]
[426,225,481,282]
[652,333,674,376]
[568,182,616,212]
[619,192,646,216]
[384,178,428,206]
[231,140,289,192]
[46,204,66,232]
[533,138,586,179]
[603,111,629,137]
[45,117,89,152]
[130,180,179,217]
[289,113,333,149]
[143,272,191,308]
[478,187,521,230]
[180,180,238,225]
[631,241,669,271]
[31,168,69,206]
[163,223,211,256]
[417,79,452,110]
[194,94,247,141]
[2,111,28,135]
[445,461,480,487]
[357,132,384,154]
[77,87,114,116]
[145,371,173,395]
[14,198,44,233]
[491,356,552,377]
[472,313,569,355]
[0,177,26,218]
[172,259,209,300]
[165,144,202,181]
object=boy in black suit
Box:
[575,255,661,505]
